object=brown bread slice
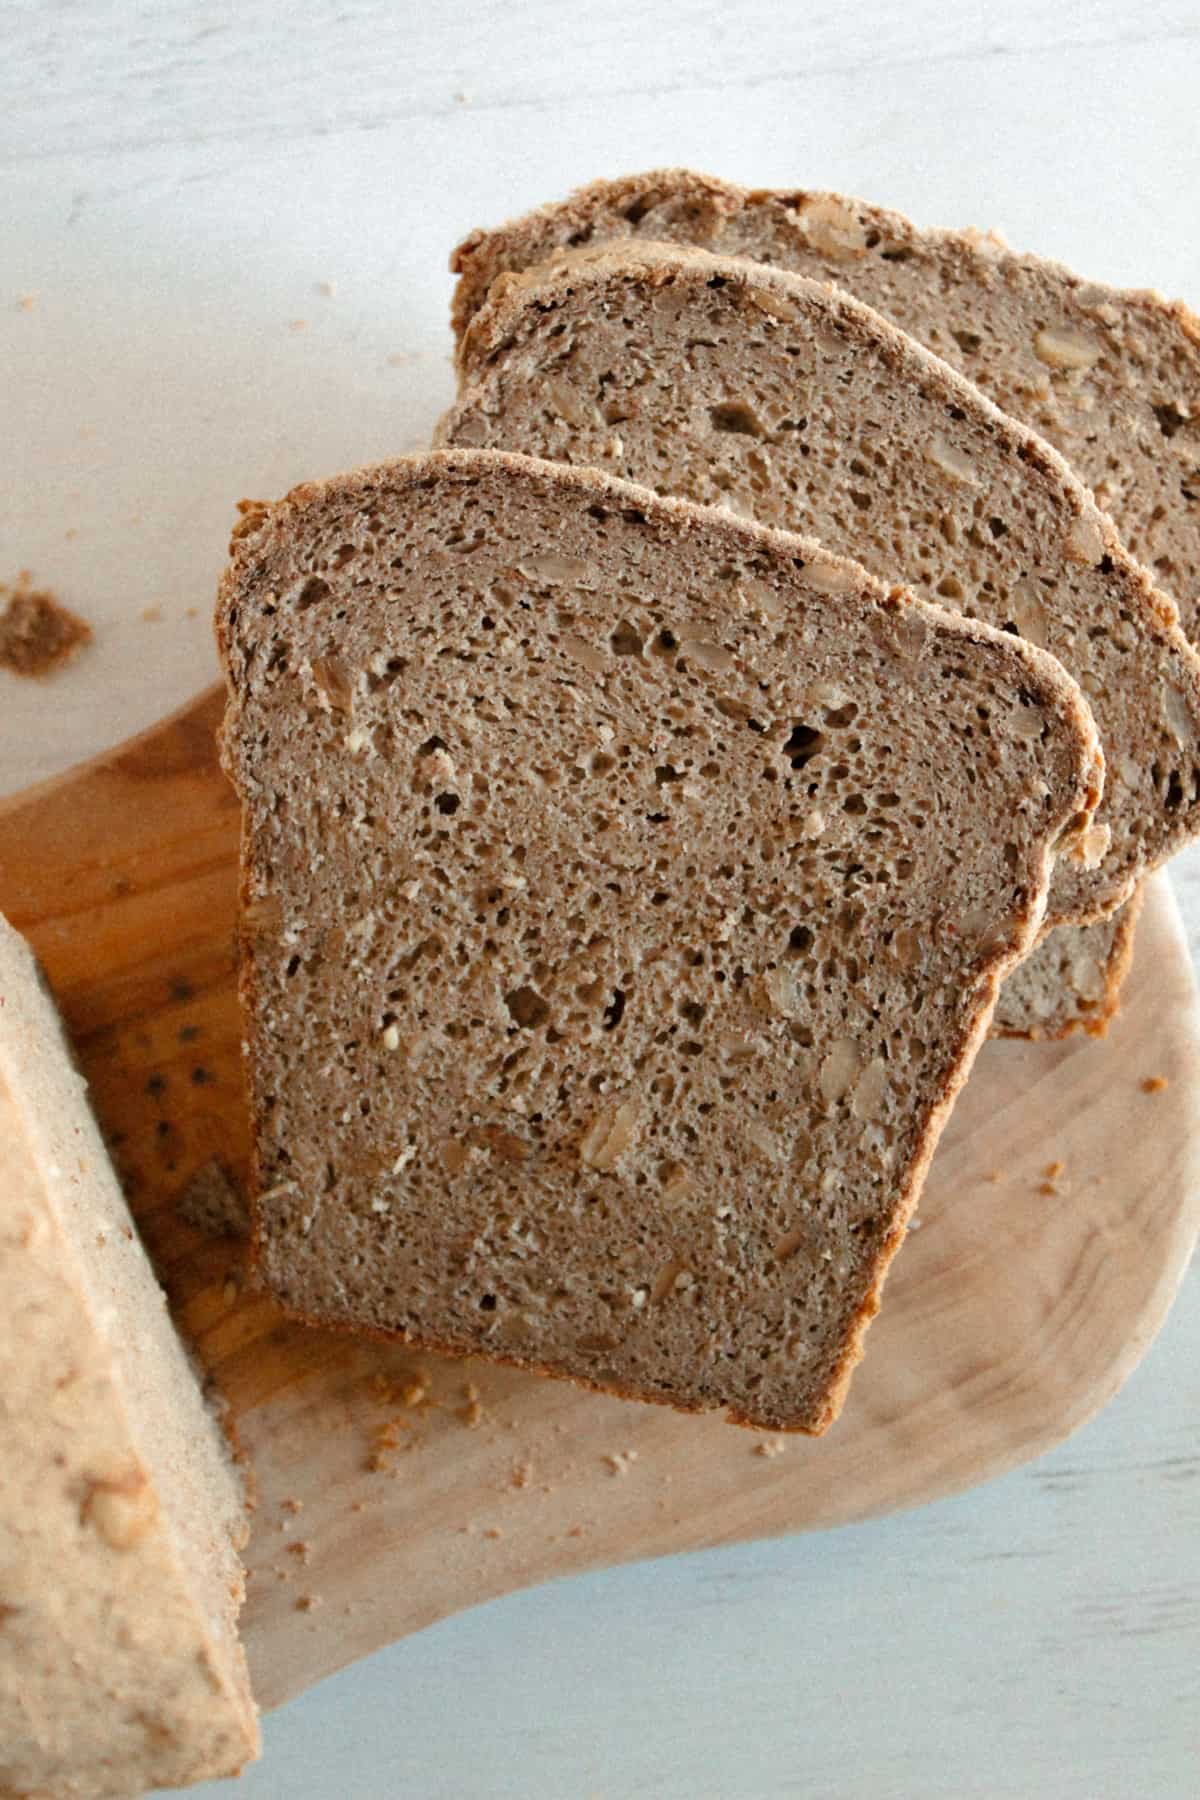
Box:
[216,448,1101,1432]
[450,171,1200,1036]
[992,890,1143,1040]
[441,243,1200,945]
[0,915,259,1797]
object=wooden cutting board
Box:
[2,688,1198,1711]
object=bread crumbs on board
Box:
[603,1449,638,1477]
[1142,1075,1169,1093]
[755,1438,787,1460]
[0,575,92,677]
[366,1417,415,1472]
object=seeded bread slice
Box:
[216,448,1100,1433]
[442,243,1200,939]
[0,915,259,1798]
[451,171,1200,1037]
[992,890,1143,1040]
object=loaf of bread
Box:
[451,171,1200,1035]
[441,244,1200,950]
[217,447,1101,1431]
[0,915,258,1797]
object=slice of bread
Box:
[0,916,258,1797]
[450,170,1200,639]
[441,244,1200,947]
[216,447,1100,1432]
[992,891,1142,1040]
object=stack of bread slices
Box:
[216,172,1200,1447]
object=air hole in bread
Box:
[505,985,550,1029]
[783,723,823,768]
[709,401,766,437]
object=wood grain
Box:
[1,688,1197,1713]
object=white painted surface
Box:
[2,3,1197,1794]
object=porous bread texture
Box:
[216,448,1100,1432]
[0,915,258,1798]
[992,890,1143,1039]
[442,242,1200,935]
[451,170,1200,1037]
[450,169,1200,640]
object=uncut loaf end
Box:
[0,915,258,1798]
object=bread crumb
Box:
[567,1524,585,1538]
[177,1159,250,1238]
[281,1498,304,1516]
[0,576,92,677]
[906,1215,922,1233]
[603,1449,638,1477]
[1038,1181,1058,1197]
[387,352,414,367]
[984,1169,1002,1184]
[184,605,199,619]
[288,318,308,332]
[755,1438,787,1459]
[366,1416,414,1471]
[482,1526,503,1540]
[295,1594,321,1612]
[1043,1160,1065,1180]
[316,280,337,298]
[460,1380,485,1429]
[1142,1075,1169,1093]
[453,90,471,104]
[17,293,36,310]
[141,603,163,623]
[511,1459,534,1490]
[286,1540,311,1564]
